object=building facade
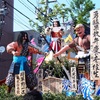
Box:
[0,0,14,80]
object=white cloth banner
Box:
[90,9,100,80]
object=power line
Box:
[65,0,71,6]
[57,1,61,5]
[13,15,32,30]
[6,8,33,31]
[27,0,46,17]
[14,12,30,24]
[7,14,29,31]
[27,0,53,22]
[18,0,36,15]
[4,0,36,24]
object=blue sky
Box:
[13,0,100,32]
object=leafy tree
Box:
[69,0,95,25]
[29,0,70,33]
[29,0,95,33]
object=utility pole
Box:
[45,0,57,27]
[36,0,57,28]
[45,0,48,16]
[45,0,48,28]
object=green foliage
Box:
[43,92,55,100]
[29,0,95,33]
[0,80,100,99]
[0,85,7,99]
[94,96,100,100]
[0,85,23,100]
[70,0,95,25]
[38,57,78,78]
[42,92,85,100]
[36,2,69,25]
[29,0,70,33]
[41,60,63,78]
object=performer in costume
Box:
[53,24,90,78]
[54,23,100,92]
[5,31,46,93]
[45,18,65,53]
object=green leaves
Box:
[70,0,95,25]
[38,57,78,78]
[29,0,95,32]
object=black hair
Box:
[53,21,61,27]
[17,31,29,46]
[23,90,43,100]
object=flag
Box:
[78,77,95,100]
[64,34,73,43]
[28,38,46,74]
[33,35,51,72]
[45,51,54,62]
[34,54,45,74]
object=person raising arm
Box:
[53,23,90,58]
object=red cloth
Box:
[51,31,62,38]
[0,79,6,85]
[49,41,61,52]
